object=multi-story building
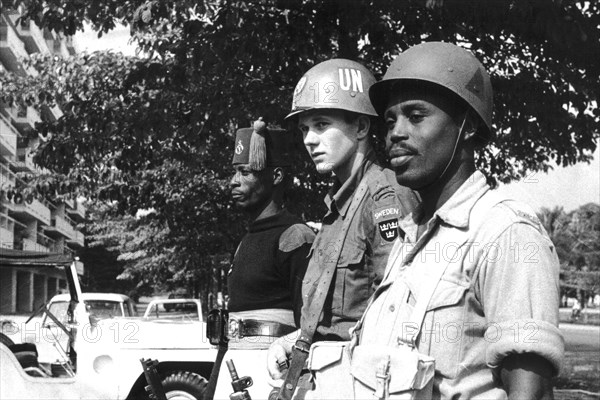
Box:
[0,7,85,314]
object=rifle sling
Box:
[203,342,228,400]
[277,173,373,400]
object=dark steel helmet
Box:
[370,42,493,139]
[286,59,378,121]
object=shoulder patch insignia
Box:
[373,206,402,242]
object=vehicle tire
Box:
[0,332,15,347]
[162,371,207,400]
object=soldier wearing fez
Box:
[205,120,315,400]
[228,119,315,331]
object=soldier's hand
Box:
[267,331,296,380]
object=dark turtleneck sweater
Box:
[227,209,315,325]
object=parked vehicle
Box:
[47,293,138,321]
[83,297,215,399]
[25,292,137,365]
[164,289,195,312]
[143,298,202,320]
[1,249,220,399]
[0,249,117,400]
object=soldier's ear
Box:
[356,115,371,140]
[272,167,285,186]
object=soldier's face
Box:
[384,89,463,189]
[298,109,359,177]
[229,164,273,212]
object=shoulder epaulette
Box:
[279,224,316,252]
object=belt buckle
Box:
[228,318,244,339]
[396,336,415,349]
[293,338,311,354]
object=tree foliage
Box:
[1,0,598,294]
[538,203,600,305]
[82,202,211,299]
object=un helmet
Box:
[369,42,494,141]
[285,59,378,121]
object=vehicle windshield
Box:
[146,301,200,321]
[85,301,123,319]
[46,301,70,325]
[44,299,125,325]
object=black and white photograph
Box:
[1,1,598,399]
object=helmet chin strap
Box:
[414,112,468,192]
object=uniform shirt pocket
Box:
[332,239,368,319]
[410,278,469,379]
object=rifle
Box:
[140,358,167,400]
[226,359,253,400]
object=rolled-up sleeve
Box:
[477,222,564,375]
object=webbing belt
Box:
[229,319,296,338]
[277,171,374,400]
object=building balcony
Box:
[52,38,70,57]
[63,246,75,258]
[0,163,17,188]
[37,231,57,251]
[0,19,28,73]
[0,225,13,248]
[15,18,50,55]
[7,105,41,133]
[41,103,63,121]
[0,212,15,249]
[44,215,76,240]
[0,114,19,157]
[8,197,52,225]
[66,201,86,221]
[13,147,37,173]
[21,236,50,253]
[66,229,84,248]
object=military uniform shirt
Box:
[301,153,419,341]
[359,171,564,399]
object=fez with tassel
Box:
[232,118,290,169]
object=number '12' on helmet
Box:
[286,59,378,121]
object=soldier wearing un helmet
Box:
[267,59,419,399]
[351,42,562,399]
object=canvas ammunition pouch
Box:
[303,341,434,400]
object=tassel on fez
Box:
[249,117,267,171]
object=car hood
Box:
[94,318,212,349]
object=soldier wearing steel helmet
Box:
[300,42,563,399]
[266,59,419,399]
